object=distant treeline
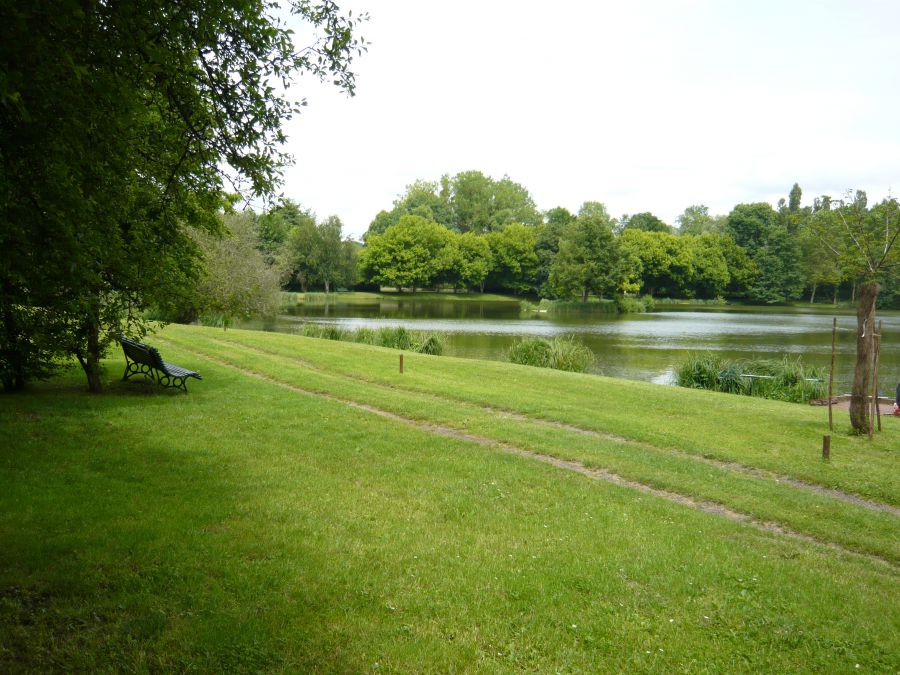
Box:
[253,172,898,308]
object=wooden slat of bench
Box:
[161,362,202,380]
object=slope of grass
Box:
[0,326,897,672]
[156,328,900,563]
[179,326,898,504]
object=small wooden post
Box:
[828,317,836,431]
[399,353,404,374]
[874,320,883,432]
[822,435,831,460]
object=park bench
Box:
[120,337,202,392]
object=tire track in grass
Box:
[195,334,900,518]
[168,339,898,570]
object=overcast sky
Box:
[275,0,900,239]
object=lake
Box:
[237,296,900,394]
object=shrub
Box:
[377,327,414,350]
[508,337,593,373]
[416,334,445,355]
[299,323,444,356]
[508,338,553,368]
[352,328,377,345]
[675,353,826,403]
[300,323,349,341]
[547,337,594,372]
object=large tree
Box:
[357,216,452,291]
[726,203,802,304]
[808,191,900,433]
[549,204,630,301]
[0,1,365,391]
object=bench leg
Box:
[123,360,156,383]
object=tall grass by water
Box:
[507,336,594,372]
[299,323,445,355]
[675,352,827,403]
[520,295,655,315]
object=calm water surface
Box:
[239,298,900,392]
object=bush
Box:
[615,294,655,313]
[508,338,553,368]
[675,353,826,403]
[416,334,445,355]
[376,327,415,350]
[508,337,593,373]
[299,323,444,355]
[300,323,349,341]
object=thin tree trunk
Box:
[581,287,589,303]
[76,321,104,393]
[849,282,878,434]
[833,285,839,305]
[1,303,26,391]
[809,282,817,304]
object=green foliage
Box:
[548,203,634,301]
[299,323,444,355]
[675,353,826,403]
[364,172,540,240]
[614,294,656,313]
[726,203,803,303]
[619,230,694,297]
[485,223,539,295]
[440,232,494,291]
[677,205,723,235]
[0,1,366,391]
[187,213,283,327]
[358,216,453,290]
[279,208,356,293]
[508,336,593,372]
[622,212,672,233]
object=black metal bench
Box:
[120,337,202,392]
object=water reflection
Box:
[240,298,900,391]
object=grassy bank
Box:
[1,325,898,671]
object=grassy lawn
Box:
[1,325,898,672]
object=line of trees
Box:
[354,174,899,312]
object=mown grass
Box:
[1,326,898,672]
[161,327,900,563]
[173,326,898,505]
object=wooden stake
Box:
[828,317,836,432]
[822,435,831,460]
[399,353,404,374]
[874,320,882,432]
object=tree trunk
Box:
[581,287,589,303]
[324,279,331,293]
[809,282,817,304]
[849,282,878,434]
[833,285,839,305]
[1,306,26,392]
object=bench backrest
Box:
[121,338,166,370]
